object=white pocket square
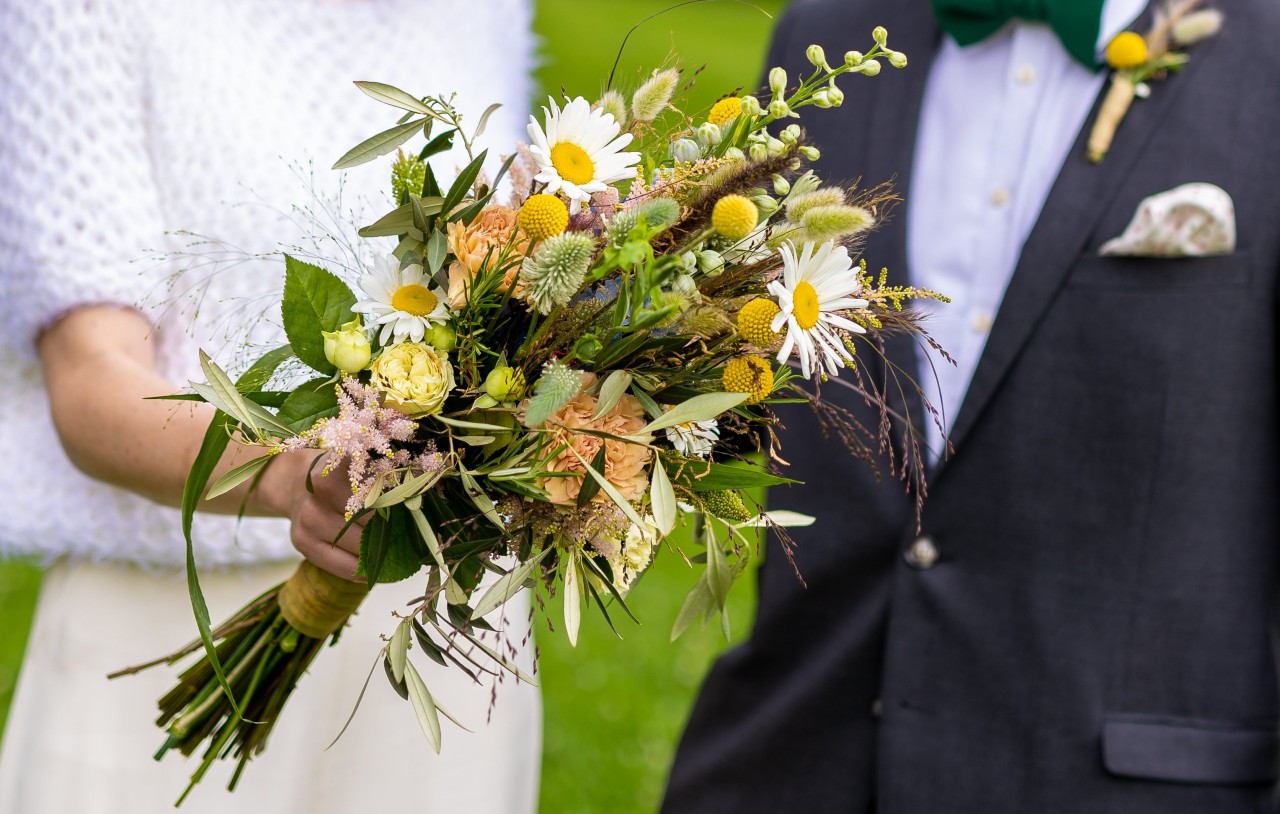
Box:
[1099,182,1236,258]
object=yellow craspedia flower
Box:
[708,97,741,126]
[711,194,759,241]
[737,298,781,346]
[722,356,774,404]
[1106,31,1149,70]
[518,194,570,241]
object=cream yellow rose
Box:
[370,342,455,417]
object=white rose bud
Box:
[872,26,888,46]
[798,145,821,161]
[740,95,763,117]
[697,121,723,147]
[887,50,909,69]
[805,44,828,68]
[1172,9,1224,46]
[696,249,725,277]
[322,319,372,374]
[769,67,788,97]
[723,146,746,161]
[772,174,791,195]
[671,138,701,163]
[768,99,792,119]
[844,50,864,67]
[483,364,527,403]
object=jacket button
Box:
[905,536,939,570]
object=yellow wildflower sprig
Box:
[1087,0,1222,163]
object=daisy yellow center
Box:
[550,142,596,186]
[792,281,821,330]
[391,284,438,316]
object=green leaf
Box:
[359,203,414,238]
[282,255,357,374]
[403,661,443,753]
[277,379,339,432]
[411,619,449,667]
[472,103,502,142]
[383,653,409,700]
[181,411,237,710]
[678,460,797,492]
[426,229,448,274]
[564,551,582,647]
[203,454,273,501]
[565,445,645,530]
[388,618,411,684]
[592,370,633,420]
[640,392,748,434]
[354,81,434,116]
[650,458,677,536]
[236,345,294,393]
[409,507,447,572]
[575,445,609,508]
[441,149,489,215]
[705,529,732,609]
[194,351,294,437]
[332,118,426,170]
[671,575,715,641]
[357,507,422,584]
[369,468,446,511]
[419,129,456,162]
[459,469,504,529]
[470,548,551,620]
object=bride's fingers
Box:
[292,528,362,581]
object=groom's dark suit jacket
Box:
[664,0,1280,812]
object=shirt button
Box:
[990,186,1011,207]
[905,536,939,570]
[970,311,993,334]
[1014,64,1037,85]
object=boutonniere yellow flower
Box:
[1087,1,1224,163]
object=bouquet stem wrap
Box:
[279,560,367,638]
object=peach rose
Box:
[446,205,529,308]
[537,374,652,506]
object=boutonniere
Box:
[1086,1,1223,163]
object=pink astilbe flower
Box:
[283,376,426,514]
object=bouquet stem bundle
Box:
[113,563,364,804]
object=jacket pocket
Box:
[1066,250,1253,290]
[1102,713,1278,785]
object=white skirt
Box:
[0,558,541,813]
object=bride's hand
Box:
[260,453,368,582]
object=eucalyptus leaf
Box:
[236,345,294,392]
[470,548,551,619]
[641,392,748,434]
[409,507,446,571]
[388,619,411,684]
[382,654,409,700]
[369,468,445,510]
[737,510,816,528]
[459,469,504,528]
[359,203,415,238]
[592,370,633,420]
[333,118,426,170]
[403,661,443,753]
[354,81,434,116]
[419,128,456,162]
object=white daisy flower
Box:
[664,415,719,458]
[527,97,640,214]
[768,241,869,379]
[352,254,451,346]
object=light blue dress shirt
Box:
[909,0,1147,459]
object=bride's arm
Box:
[38,305,365,579]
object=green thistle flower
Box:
[523,361,585,427]
[391,150,427,204]
[519,233,596,315]
[702,490,753,522]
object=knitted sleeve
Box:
[0,0,166,361]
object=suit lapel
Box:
[931,4,1210,484]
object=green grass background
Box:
[0,2,787,812]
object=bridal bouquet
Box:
[124,27,943,801]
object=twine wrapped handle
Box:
[279,560,368,639]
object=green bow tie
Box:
[931,0,1108,68]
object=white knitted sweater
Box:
[0,0,534,567]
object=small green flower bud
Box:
[697,121,722,147]
[857,59,882,77]
[671,138,701,164]
[768,99,791,119]
[772,175,791,196]
[844,50,864,67]
[723,147,746,161]
[425,322,457,352]
[798,145,821,161]
[768,67,787,97]
[872,26,888,46]
[740,95,763,117]
[826,85,845,106]
[483,365,528,403]
[749,142,769,162]
[597,89,629,128]
[766,136,786,156]
[810,90,834,108]
[678,251,698,273]
[805,44,828,68]
[322,319,372,374]
[751,194,779,217]
[696,249,725,276]
[573,334,604,362]
[887,50,908,69]
[781,124,801,144]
